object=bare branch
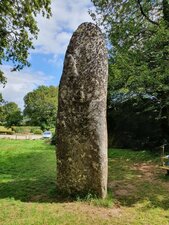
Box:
[137,0,159,26]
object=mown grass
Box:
[0,140,56,202]
[0,139,169,225]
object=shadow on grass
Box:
[0,150,70,203]
[0,178,56,202]
[108,169,169,209]
[0,150,88,203]
[107,149,169,210]
[109,181,169,210]
[0,148,169,209]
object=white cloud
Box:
[33,0,94,55]
[0,0,95,110]
[0,66,55,110]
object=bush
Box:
[50,127,55,135]
[12,127,26,133]
[12,126,30,133]
[0,130,15,135]
[0,126,11,131]
[32,129,42,134]
[12,126,41,134]
[51,133,57,145]
[0,126,15,135]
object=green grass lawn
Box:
[0,139,169,225]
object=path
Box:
[0,134,42,140]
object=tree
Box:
[107,93,162,149]
[0,0,51,85]
[0,93,5,123]
[24,85,58,129]
[91,0,169,142]
[0,101,23,126]
[0,93,5,105]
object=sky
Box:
[0,0,94,110]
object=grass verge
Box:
[0,140,169,225]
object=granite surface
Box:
[57,22,108,198]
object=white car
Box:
[43,131,52,139]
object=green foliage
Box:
[0,94,6,124]
[77,192,114,208]
[0,126,15,134]
[92,0,169,143]
[0,126,12,131]
[89,195,114,208]
[0,130,15,135]
[32,128,42,134]
[0,0,51,85]
[50,127,55,135]
[0,93,4,105]
[12,126,41,134]
[107,96,163,149]
[92,0,169,100]
[6,110,23,127]
[12,126,29,133]
[0,101,23,126]
[50,132,57,145]
[24,85,58,129]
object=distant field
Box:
[0,139,169,225]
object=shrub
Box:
[13,127,25,133]
[51,133,57,145]
[50,128,55,135]
[12,126,41,134]
[12,126,30,133]
[0,130,15,135]
[32,129,42,134]
[0,126,15,135]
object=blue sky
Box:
[0,0,94,109]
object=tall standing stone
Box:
[57,22,108,198]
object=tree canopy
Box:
[24,85,58,130]
[0,93,4,105]
[0,100,23,126]
[91,0,169,147]
[0,0,51,85]
[91,0,169,97]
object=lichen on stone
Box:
[57,22,108,198]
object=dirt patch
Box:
[108,163,168,200]
[131,163,160,181]
[29,194,50,202]
[109,181,136,197]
